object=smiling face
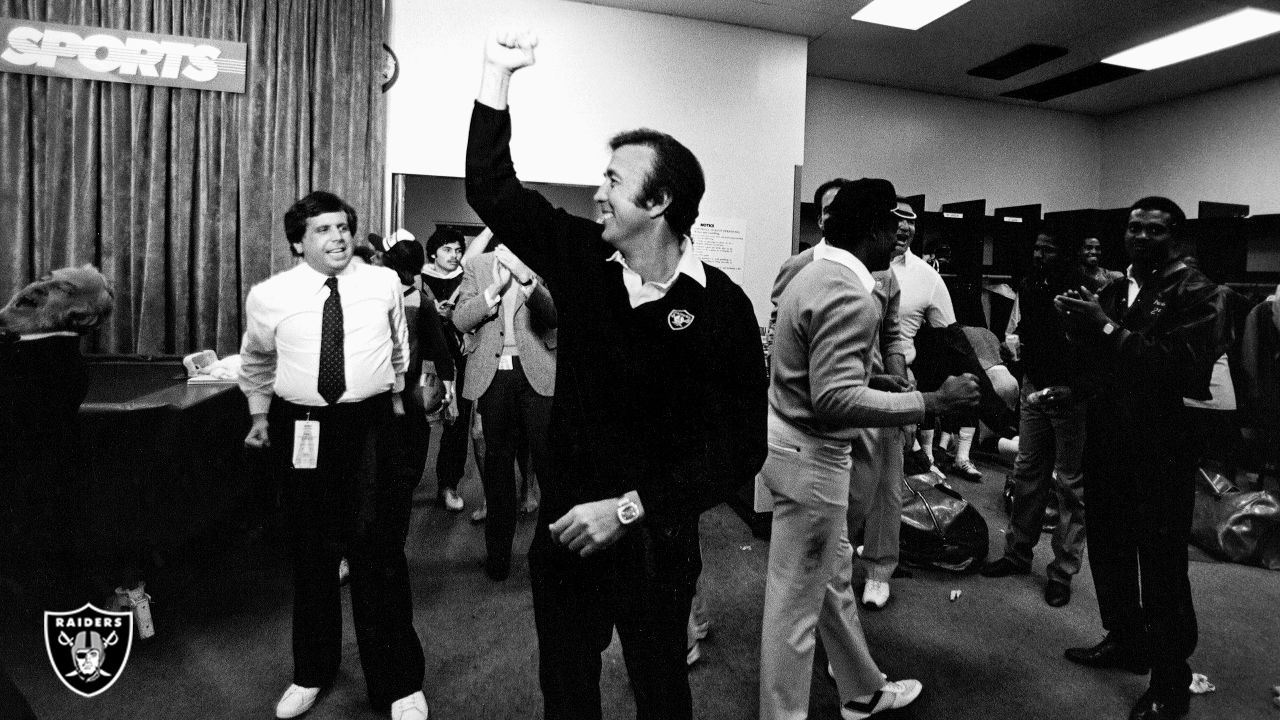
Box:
[1079,237,1102,268]
[893,204,916,258]
[594,144,659,247]
[293,211,353,276]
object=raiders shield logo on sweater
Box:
[667,309,695,331]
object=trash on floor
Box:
[1189,673,1215,694]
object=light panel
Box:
[851,0,971,31]
[1103,7,1280,70]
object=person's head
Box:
[383,239,426,286]
[1125,196,1185,270]
[822,178,908,271]
[0,264,114,335]
[1079,237,1103,268]
[284,191,357,276]
[426,227,465,273]
[595,129,705,246]
[892,196,918,258]
[814,178,850,235]
[1032,226,1078,273]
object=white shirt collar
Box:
[608,238,706,308]
[814,243,875,292]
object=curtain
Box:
[0,0,386,354]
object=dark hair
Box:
[1037,223,1080,258]
[814,178,850,209]
[284,191,357,257]
[1129,196,1185,229]
[609,128,705,238]
[382,240,425,276]
[352,245,378,264]
[426,227,466,262]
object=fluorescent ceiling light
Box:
[852,0,971,30]
[1103,7,1280,70]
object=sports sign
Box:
[0,18,246,93]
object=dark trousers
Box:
[476,358,551,562]
[1083,399,1197,699]
[529,521,697,720]
[435,356,471,492]
[270,394,424,711]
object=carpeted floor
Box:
[3,425,1278,720]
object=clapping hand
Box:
[1054,286,1109,330]
[494,246,535,290]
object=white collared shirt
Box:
[239,261,408,414]
[890,248,956,365]
[813,242,875,293]
[608,239,707,308]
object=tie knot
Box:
[325,276,338,291]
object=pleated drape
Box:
[0,0,386,354]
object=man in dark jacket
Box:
[466,29,766,720]
[982,228,1089,608]
[1057,197,1234,720]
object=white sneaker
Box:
[275,684,320,719]
[390,690,429,720]
[442,488,464,512]
[841,679,922,719]
[862,579,890,609]
[470,504,488,523]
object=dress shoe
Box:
[1064,633,1149,674]
[1044,580,1071,607]
[390,690,429,720]
[980,557,1030,578]
[275,684,320,719]
[1128,690,1189,720]
[841,679,922,719]
[861,579,890,609]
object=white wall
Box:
[386,0,808,324]
[1101,74,1280,216]
[804,77,1102,215]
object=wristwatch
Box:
[1101,322,1117,336]
[616,496,642,525]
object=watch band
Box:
[616,496,641,525]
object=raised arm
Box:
[466,31,606,287]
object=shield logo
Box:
[667,309,695,331]
[44,604,133,698]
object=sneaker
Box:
[952,459,984,482]
[275,684,320,719]
[861,579,890,609]
[441,488,464,512]
[389,690,429,720]
[338,558,350,585]
[841,679,923,719]
[470,504,488,524]
[928,464,947,480]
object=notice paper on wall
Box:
[690,217,746,285]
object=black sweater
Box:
[465,102,767,530]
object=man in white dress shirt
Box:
[239,191,427,720]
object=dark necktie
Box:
[318,276,346,404]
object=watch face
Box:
[618,502,640,524]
